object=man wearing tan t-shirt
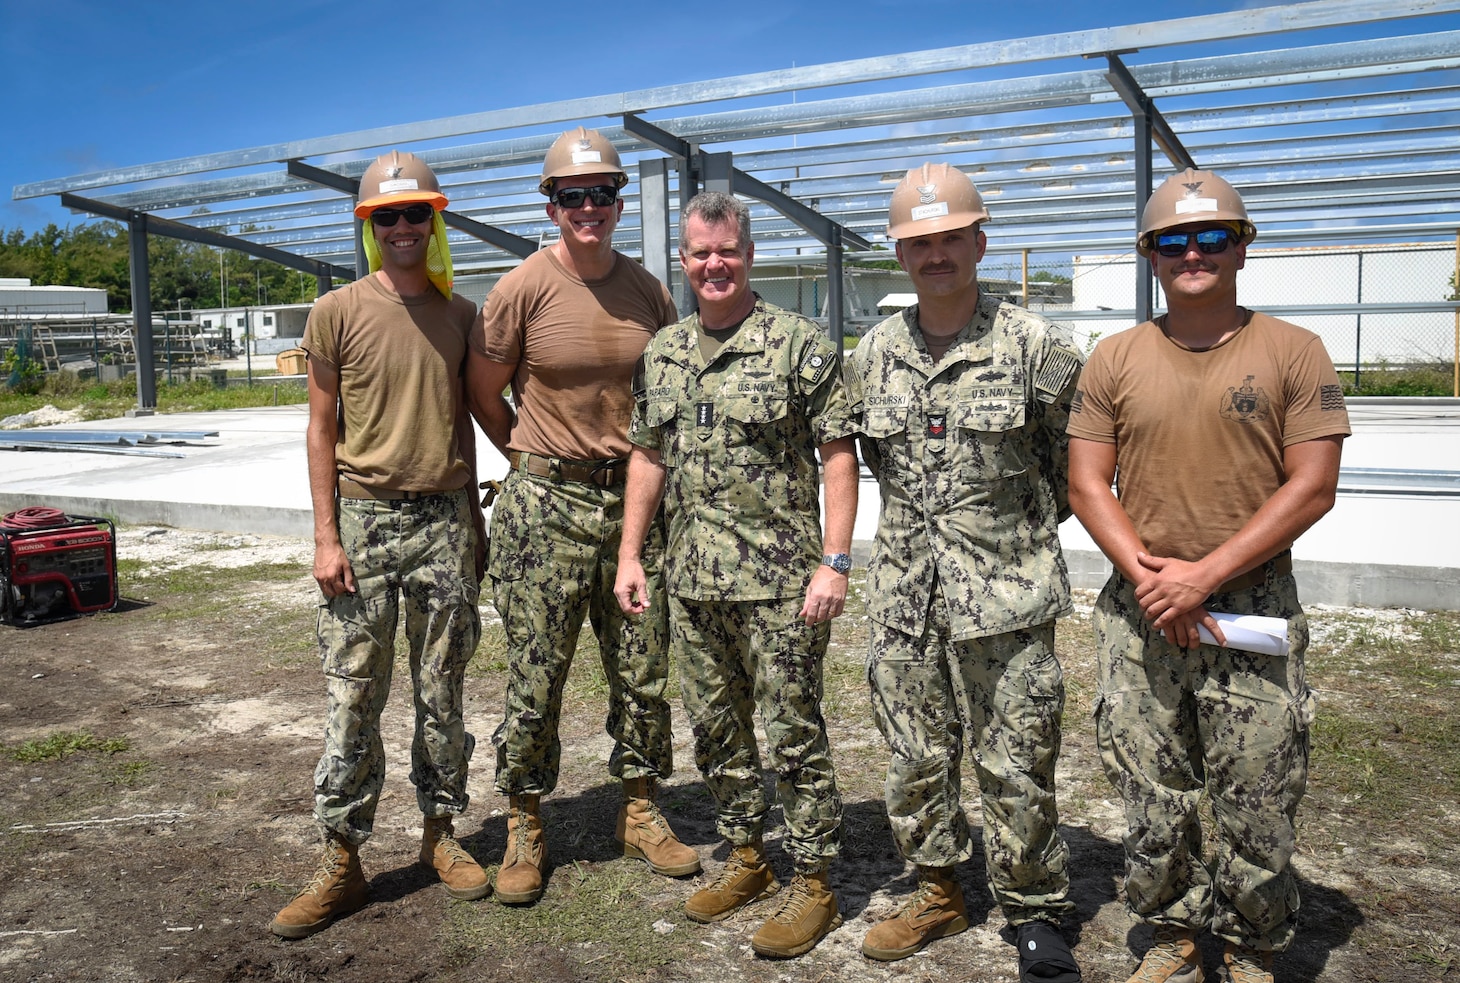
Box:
[271,151,489,940]
[466,127,697,905]
[1067,169,1350,983]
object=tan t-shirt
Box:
[302,275,477,492]
[1067,311,1351,561]
[471,249,677,461]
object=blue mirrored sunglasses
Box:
[1155,227,1235,257]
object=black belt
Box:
[509,451,627,488]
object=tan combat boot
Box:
[420,816,491,900]
[1127,925,1205,983]
[616,777,701,877]
[684,843,780,923]
[269,833,368,939]
[750,866,842,958]
[861,864,970,960]
[1221,943,1274,983]
[495,794,546,904]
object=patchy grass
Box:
[442,861,691,980]
[1,375,307,422]
[7,730,131,762]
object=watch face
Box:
[824,554,852,574]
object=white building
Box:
[0,278,108,316]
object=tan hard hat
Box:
[354,151,448,218]
[886,163,989,240]
[1137,168,1256,256]
[539,126,629,196]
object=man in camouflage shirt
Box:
[614,191,857,960]
[846,163,1083,981]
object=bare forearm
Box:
[819,439,858,554]
[619,447,666,564]
[1068,476,1148,583]
[474,395,514,455]
[306,423,340,548]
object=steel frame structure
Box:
[13,0,1460,406]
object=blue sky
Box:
[2,0,1450,234]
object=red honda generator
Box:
[0,509,119,627]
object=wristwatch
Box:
[821,553,852,575]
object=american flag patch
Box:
[1035,346,1081,403]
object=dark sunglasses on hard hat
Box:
[551,185,619,209]
[371,203,436,227]
[1155,227,1235,257]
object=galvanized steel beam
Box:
[16,0,1459,197]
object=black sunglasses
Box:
[371,203,436,227]
[1155,227,1235,257]
[551,185,619,209]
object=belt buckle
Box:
[590,460,621,487]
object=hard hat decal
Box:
[917,185,938,204]
[571,150,603,164]
[911,202,950,221]
[379,178,420,193]
[1174,197,1219,215]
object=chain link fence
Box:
[454,241,1460,395]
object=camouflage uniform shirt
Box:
[847,293,1084,640]
[629,296,857,600]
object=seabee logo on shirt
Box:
[1220,374,1271,423]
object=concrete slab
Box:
[2,399,1456,609]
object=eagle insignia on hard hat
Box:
[578,139,593,150]
[917,185,938,204]
[1182,181,1204,197]
[385,166,402,180]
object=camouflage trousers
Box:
[673,594,843,870]
[868,602,1072,925]
[1093,569,1314,951]
[313,488,482,845]
[488,469,672,795]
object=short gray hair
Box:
[680,191,751,252]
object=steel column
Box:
[826,242,845,356]
[127,216,157,411]
[639,156,673,290]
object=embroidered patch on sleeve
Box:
[1070,389,1085,415]
[1035,346,1081,404]
[1320,384,1346,412]
[800,345,837,387]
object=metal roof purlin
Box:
[14,0,1460,199]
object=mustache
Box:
[918,263,957,275]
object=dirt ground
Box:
[2,527,1457,983]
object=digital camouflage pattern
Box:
[846,293,1083,641]
[673,594,842,870]
[628,297,850,871]
[487,468,673,795]
[629,297,858,602]
[868,609,1072,923]
[1093,568,1314,952]
[314,489,481,844]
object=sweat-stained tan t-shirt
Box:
[1067,310,1351,561]
[302,274,477,492]
[471,248,677,461]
